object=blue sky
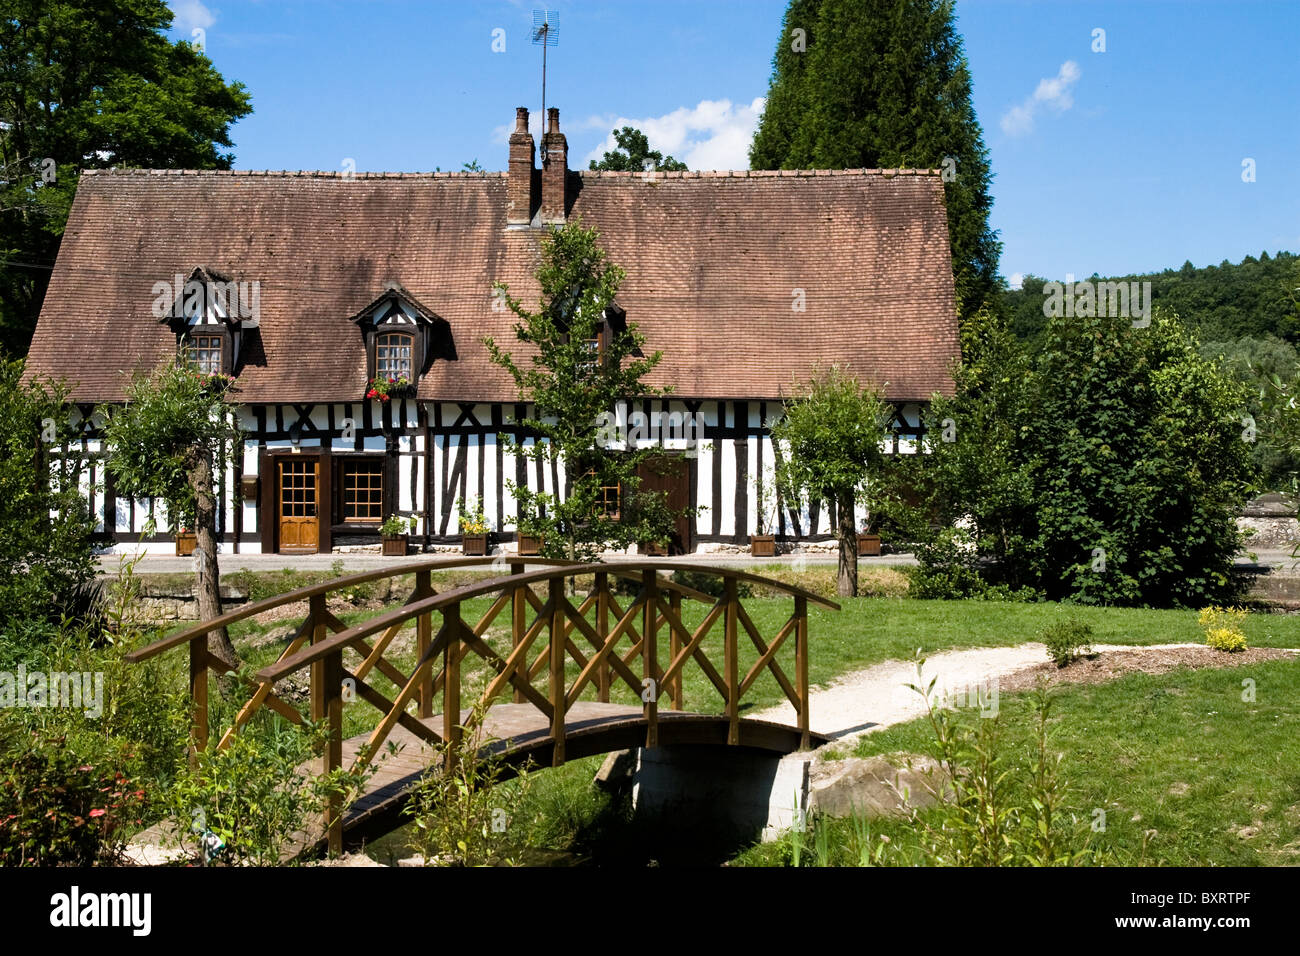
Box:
[167,0,1299,284]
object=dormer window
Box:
[578,325,604,376]
[159,265,258,379]
[376,331,414,380]
[349,281,453,398]
[186,332,224,375]
[574,302,626,376]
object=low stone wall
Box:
[695,539,842,555]
[126,582,250,623]
[1238,516,1300,549]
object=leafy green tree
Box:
[1004,252,1300,344]
[589,126,687,172]
[1200,335,1300,491]
[770,365,893,597]
[484,220,684,563]
[0,0,252,355]
[894,307,1037,593]
[750,0,1001,322]
[913,308,1257,606]
[0,358,95,648]
[99,362,242,664]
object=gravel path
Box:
[749,642,1287,745]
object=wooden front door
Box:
[636,454,692,554]
[278,457,320,554]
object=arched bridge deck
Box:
[127,557,838,858]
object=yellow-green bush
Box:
[1199,606,1247,652]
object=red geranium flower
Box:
[88,808,106,819]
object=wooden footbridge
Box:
[127,557,838,857]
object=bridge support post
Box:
[669,590,683,710]
[416,569,433,719]
[188,640,209,767]
[795,596,809,750]
[309,594,343,856]
[642,570,659,749]
[725,578,739,746]
[596,572,610,702]
[512,563,525,705]
[443,601,462,770]
[549,579,566,766]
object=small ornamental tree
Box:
[771,365,894,597]
[484,220,684,563]
[100,363,242,665]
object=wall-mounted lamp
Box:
[289,422,302,447]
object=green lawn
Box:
[736,658,1300,866]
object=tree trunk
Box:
[565,533,577,597]
[837,489,858,598]
[191,447,238,668]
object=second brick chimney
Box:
[507,107,536,226]
[541,107,568,224]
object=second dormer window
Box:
[376,331,413,380]
[187,332,224,375]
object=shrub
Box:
[0,360,97,649]
[1040,619,1094,667]
[0,557,190,866]
[907,528,983,599]
[1199,606,1248,652]
[0,725,148,866]
[164,719,371,866]
[908,528,1038,602]
[404,700,534,866]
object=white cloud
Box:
[581,98,767,171]
[1008,272,1024,291]
[1000,61,1081,137]
[169,0,216,33]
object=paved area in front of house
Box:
[97,549,920,576]
[99,546,1299,578]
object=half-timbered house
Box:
[24,107,959,556]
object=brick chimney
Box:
[541,107,568,224]
[507,107,536,226]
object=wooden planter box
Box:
[749,534,776,558]
[639,540,668,557]
[462,533,488,556]
[175,531,197,557]
[857,533,882,557]
[517,534,545,557]
[381,534,408,557]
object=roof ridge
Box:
[80,167,941,180]
[580,168,941,179]
[80,169,506,179]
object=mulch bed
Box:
[999,645,1298,693]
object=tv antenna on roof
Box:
[532,9,559,149]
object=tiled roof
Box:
[27,166,958,404]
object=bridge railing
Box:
[126,556,838,854]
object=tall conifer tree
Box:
[750,0,1000,321]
